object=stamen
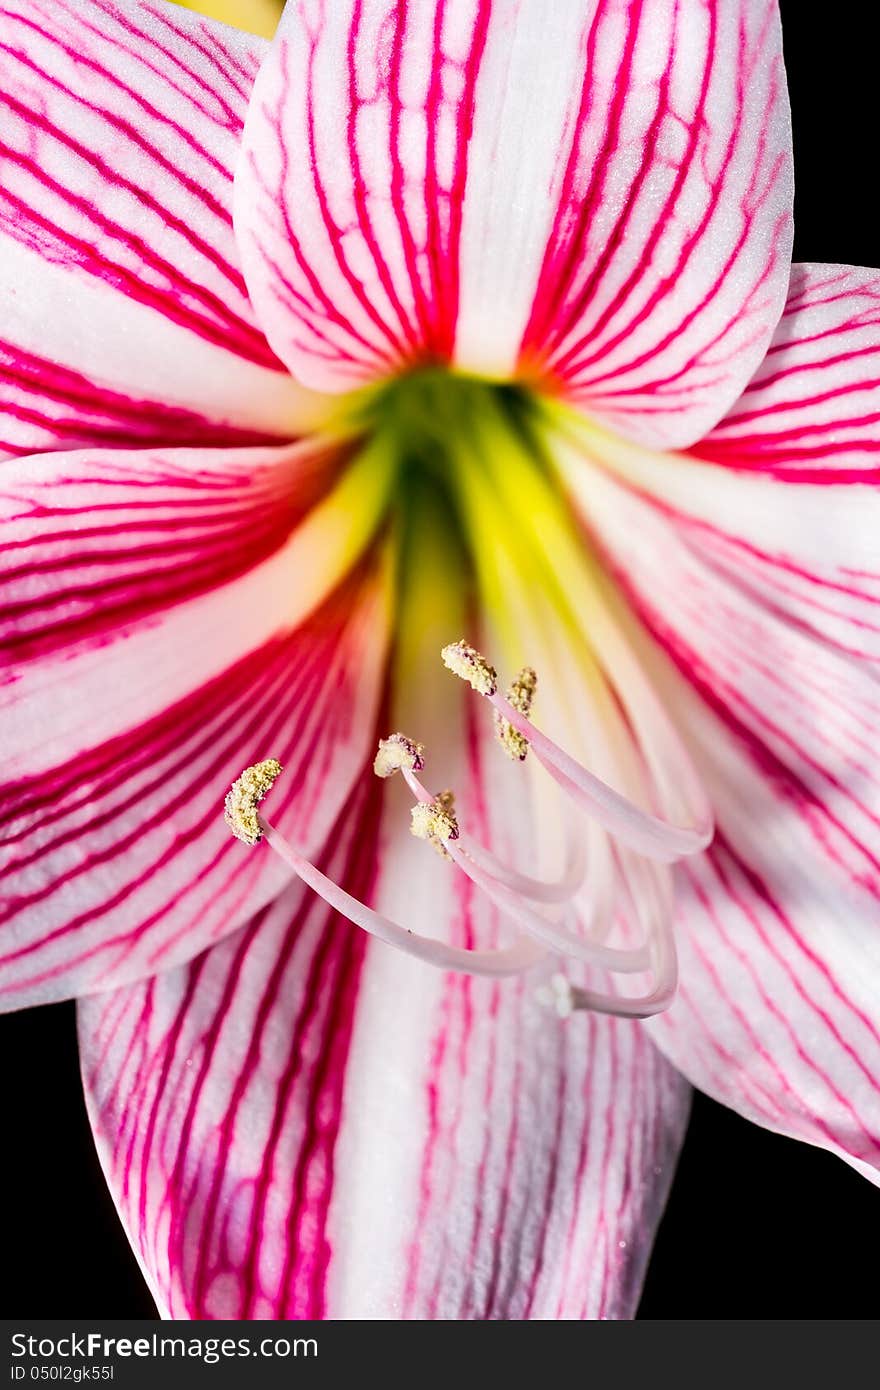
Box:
[224,761,545,978]
[494,665,537,761]
[410,792,459,856]
[398,754,656,976]
[263,816,545,976]
[441,639,497,696]
[223,736,680,1013]
[383,732,583,903]
[224,758,284,845]
[449,835,654,976]
[442,643,712,864]
[374,732,425,779]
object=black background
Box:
[1,0,878,1320]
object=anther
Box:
[494,665,537,761]
[374,731,425,779]
[410,793,459,856]
[441,639,497,696]
[224,758,283,845]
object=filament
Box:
[488,687,712,862]
[401,765,652,974]
[441,639,710,862]
[259,814,546,978]
[401,763,585,904]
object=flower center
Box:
[223,368,714,1017]
[224,620,710,1016]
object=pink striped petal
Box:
[0,0,306,456]
[575,263,880,661]
[569,466,880,1181]
[0,441,391,1007]
[0,566,388,1009]
[79,743,689,1319]
[701,264,880,477]
[0,440,352,777]
[518,0,793,445]
[234,0,792,449]
[0,441,339,682]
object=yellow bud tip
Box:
[441,640,497,697]
[374,732,425,779]
[224,758,283,845]
[410,792,459,858]
[494,666,538,761]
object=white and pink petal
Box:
[700,263,880,478]
[0,344,239,459]
[565,263,880,661]
[518,0,793,447]
[0,0,306,455]
[0,553,390,1009]
[235,0,792,451]
[565,464,880,1180]
[0,435,395,1007]
[0,440,341,671]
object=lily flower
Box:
[1,0,878,1320]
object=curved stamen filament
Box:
[450,836,652,976]
[400,765,657,976]
[401,764,585,904]
[458,831,586,904]
[440,640,710,862]
[490,687,711,861]
[539,859,678,1019]
[225,728,679,1013]
[259,813,546,978]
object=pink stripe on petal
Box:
[515,0,793,448]
[0,562,389,1008]
[0,440,343,666]
[79,788,374,1318]
[0,437,389,785]
[567,264,880,661]
[234,0,493,388]
[235,0,791,441]
[656,827,880,1181]
[0,0,305,449]
[0,341,287,459]
[699,262,880,476]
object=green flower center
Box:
[336,367,573,612]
